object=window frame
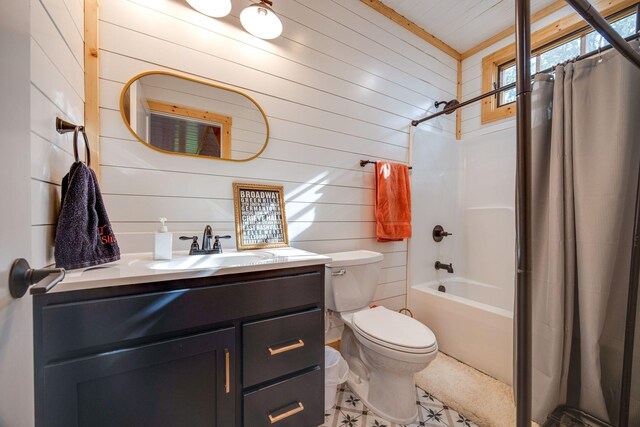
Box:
[481,3,638,124]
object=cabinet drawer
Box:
[40,270,322,360]
[243,309,323,387]
[243,368,323,427]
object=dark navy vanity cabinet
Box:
[33,265,325,427]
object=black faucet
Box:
[435,261,454,274]
[202,225,214,252]
[180,226,232,255]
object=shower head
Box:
[434,99,460,114]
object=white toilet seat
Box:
[349,307,438,362]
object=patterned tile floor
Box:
[321,384,478,427]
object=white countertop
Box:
[51,247,331,293]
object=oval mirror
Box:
[120,72,269,161]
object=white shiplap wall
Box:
[30,0,85,268]
[98,0,458,309]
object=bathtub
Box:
[410,279,513,385]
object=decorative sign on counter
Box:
[233,183,289,250]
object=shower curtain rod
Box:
[411,83,515,126]
[412,32,640,127]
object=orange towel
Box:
[375,161,412,242]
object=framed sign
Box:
[233,183,289,250]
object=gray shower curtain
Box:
[530,42,640,425]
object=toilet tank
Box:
[324,250,384,312]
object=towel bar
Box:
[8,258,65,298]
[360,160,413,170]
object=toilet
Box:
[324,250,438,424]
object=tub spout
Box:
[435,261,454,274]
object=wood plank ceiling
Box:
[379,0,560,53]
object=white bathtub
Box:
[410,279,513,385]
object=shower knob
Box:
[433,225,452,242]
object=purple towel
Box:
[55,161,120,270]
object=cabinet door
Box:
[40,328,235,427]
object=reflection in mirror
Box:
[120,72,269,161]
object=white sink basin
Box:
[149,252,273,271]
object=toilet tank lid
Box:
[324,250,383,267]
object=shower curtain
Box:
[530,42,640,425]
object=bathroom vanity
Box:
[32,249,328,427]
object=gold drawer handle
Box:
[268,402,304,424]
[224,349,230,394]
[268,339,305,356]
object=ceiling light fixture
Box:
[186,0,232,18]
[240,0,283,40]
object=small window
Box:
[149,113,223,158]
[145,100,232,158]
[498,57,537,106]
[538,38,581,70]
[499,11,636,107]
[482,8,637,124]
[585,13,638,52]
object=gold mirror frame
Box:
[119,71,270,162]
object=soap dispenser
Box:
[154,217,173,260]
